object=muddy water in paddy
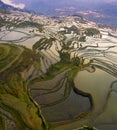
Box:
[40,65,117,123]
[41,88,91,122]
[31,70,91,122]
[74,66,117,129]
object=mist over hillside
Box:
[11,0,104,13]
[1,0,117,27]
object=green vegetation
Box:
[33,37,56,50]
[0,116,6,130]
[85,28,100,36]
[0,44,22,73]
[65,25,80,34]
[71,57,80,66]
[0,75,46,130]
[79,36,86,42]
[16,21,43,31]
[59,25,80,35]
[0,44,48,130]
[59,52,71,63]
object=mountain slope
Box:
[0,0,15,10]
[0,0,23,13]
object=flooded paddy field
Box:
[0,15,117,130]
[31,70,91,122]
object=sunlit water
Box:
[0,28,117,129]
[41,88,91,122]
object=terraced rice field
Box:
[0,12,117,130]
[0,44,23,73]
[0,44,48,130]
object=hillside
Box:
[0,0,30,14]
[0,10,117,130]
[0,0,16,11]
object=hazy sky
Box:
[1,0,117,9]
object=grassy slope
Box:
[0,44,48,130]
